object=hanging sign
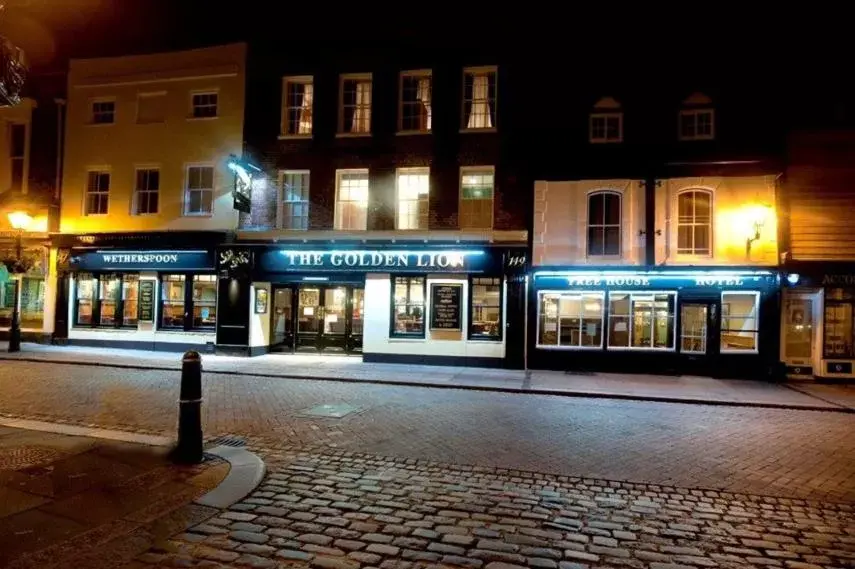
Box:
[138,280,155,322]
[430,283,462,331]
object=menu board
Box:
[139,280,155,322]
[430,283,462,331]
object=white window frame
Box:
[84,168,111,216]
[135,91,166,124]
[90,98,116,125]
[679,303,708,355]
[183,163,215,217]
[676,189,714,258]
[679,108,715,141]
[459,166,495,230]
[720,291,760,354]
[395,167,430,230]
[586,190,622,258]
[607,291,678,352]
[278,170,310,230]
[189,91,218,120]
[461,66,497,132]
[133,166,160,215]
[280,76,313,138]
[536,290,606,350]
[338,73,372,136]
[334,169,369,230]
[589,112,623,143]
[399,70,432,134]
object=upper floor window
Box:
[587,191,621,257]
[400,70,432,133]
[396,167,429,230]
[134,168,160,215]
[282,76,313,136]
[462,66,496,130]
[84,170,110,215]
[137,92,166,124]
[191,92,218,119]
[589,97,622,143]
[459,166,494,230]
[9,123,25,193]
[91,100,115,124]
[677,189,712,256]
[279,170,310,230]
[339,74,372,135]
[679,92,714,140]
[335,169,369,230]
[184,165,214,216]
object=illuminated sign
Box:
[258,249,488,274]
[228,156,261,214]
[822,274,855,286]
[70,250,215,271]
[534,270,776,290]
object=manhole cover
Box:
[0,446,63,470]
[298,403,361,418]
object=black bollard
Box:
[174,350,203,463]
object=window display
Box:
[192,275,217,329]
[609,292,676,349]
[161,274,186,329]
[75,274,95,326]
[470,277,502,340]
[392,276,425,337]
[721,292,760,353]
[99,275,120,326]
[537,291,604,348]
[824,288,854,358]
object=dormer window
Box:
[679,92,714,140]
[589,97,622,143]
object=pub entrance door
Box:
[272,284,363,354]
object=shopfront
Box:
[530,268,780,378]
[228,245,527,367]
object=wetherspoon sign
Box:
[70,250,215,271]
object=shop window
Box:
[460,167,494,230]
[721,292,759,353]
[608,292,676,350]
[538,291,604,348]
[396,168,429,230]
[161,274,186,329]
[587,191,621,257]
[470,277,502,341]
[677,190,712,256]
[784,296,813,359]
[20,277,45,329]
[0,281,16,327]
[75,274,95,326]
[99,274,121,326]
[824,288,855,358]
[192,275,217,329]
[74,273,138,328]
[160,273,217,331]
[122,275,139,327]
[391,276,425,337]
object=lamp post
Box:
[6,211,32,353]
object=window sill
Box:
[83,213,109,217]
[186,116,219,121]
[86,122,115,127]
[720,349,759,355]
[132,212,160,217]
[589,139,623,144]
[459,127,497,134]
[182,212,214,218]
[72,326,137,332]
[679,136,715,142]
[396,130,431,136]
[467,337,503,343]
[278,134,312,140]
[536,344,603,351]
[607,347,677,352]
[336,132,372,138]
[156,328,216,334]
[389,335,426,342]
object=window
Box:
[391,276,425,337]
[19,277,45,329]
[161,274,186,329]
[721,292,759,353]
[680,109,715,140]
[608,292,676,349]
[122,275,139,327]
[459,167,494,230]
[74,273,139,328]
[91,100,115,124]
[0,281,14,327]
[340,74,372,134]
[396,168,429,230]
[587,192,621,256]
[470,277,502,341]
[589,97,622,143]
[282,77,313,136]
[85,171,110,215]
[335,169,369,230]
[75,274,95,326]
[680,304,708,354]
[279,170,310,230]
[9,123,25,192]
[99,274,120,326]
[784,296,813,359]
[462,67,497,130]
[134,168,160,215]
[677,190,712,256]
[538,291,604,348]
[184,165,214,216]
[824,288,855,358]
[192,275,217,329]
[191,92,218,118]
[137,92,165,124]
[400,71,431,132]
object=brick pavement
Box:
[1,361,854,502]
[122,449,855,569]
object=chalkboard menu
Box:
[430,283,462,331]
[139,280,155,322]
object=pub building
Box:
[213,243,527,368]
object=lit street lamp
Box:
[6,210,31,352]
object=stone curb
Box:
[196,444,267,508]
[2,354,853,414]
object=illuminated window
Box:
[161,274,186,329]
[538,291,604,348]
[396,168,429,230]
[91,100,115,124]
[279,170,310,230]
[191,92,218,118]
[470,277,502,341]
[84,170,110,215]
[721,291,759,353]
[339,74,372,134]
[75,274,95,326]
[184,165,214,216]
[400,71,431,132]
[9,123,25,192]
[99,274,120,326]
[282,76,313,136]
[824,288,855,358]
[462,67,497,130]
[73,273,138,328]
[608,292,676,350]
[335,169,369,230]
[677,190,712,256]
[459,166,494,230]
[587,191,621,256]
[134,168,159,215]
[391,276,425,338]
[192,275,217,329]
[122,275,139,327]
[589,97,622,143]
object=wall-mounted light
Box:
[744,204,773,259]
[786,273,800,286]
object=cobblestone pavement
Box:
[123,449,855,569]
[1,361,854,502]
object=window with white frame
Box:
[184,165,214,215]
[721,292,759,353]
[608,292,676,349]
[459,167,494,230]
[462,67,497,130]
[340,75,372,134]
[191,92,218,118]
[587,191,621,256]
[677,189,712,256]
[538,291,605,348]
[396,168,429,230]
[335,169,369,230]
[91,100,115,124]
[589,97,622,143]
[134,168,159,215]
[400,71,431,132]
[137,92,166,124]
[279,170,310,230]
[84,170,110,215]
[680,109,714,140]
[282,77,313,136]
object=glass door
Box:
[680,304,708,355]
[349,288,364,353]
[296,286,321,351]
[783,293,815,376]
[271,287,294,352]
[321,286,347,352]
[678,299,720,370]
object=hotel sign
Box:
[535,271,777,290]
[70,250,215,271]
[259,249,491,274]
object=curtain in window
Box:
[467,75,493,129]
[417,78,431,131]
[298,84,313,134]
[352,82,371,133]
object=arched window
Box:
[589,97,622,143]
[677,190,712,256]
[587,191,621,257]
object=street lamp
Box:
[6,210,32,352]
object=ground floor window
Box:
[609,292,676,350]
[470,277,502,341]
[0,277,45,329]
[391,276,425,337]
[75,273,139,328]
[784,295,814,359]
[824,288,855,358]
[721,291,760,353]
[161,273,218,331]
[538,291,605,348]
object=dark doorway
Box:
[272,284,364,354]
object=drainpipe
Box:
[53,98,66,204]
